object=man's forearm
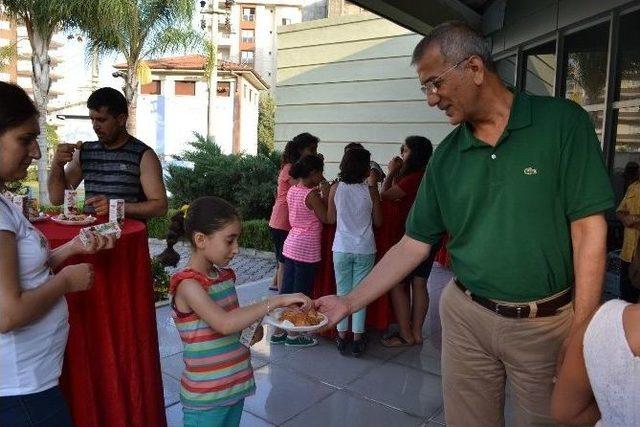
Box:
[124,199,168,220]
[47,164,67,205]
[346,236,431,313]
[571,215,607,326]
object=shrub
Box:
[151,257,170,302]
[239,219,272,252]
[166,134,278,220]
[148,208,178,239]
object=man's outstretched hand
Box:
[314,295,351,329]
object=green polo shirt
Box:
[406,92,614,302]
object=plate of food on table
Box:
[51,212,97,226]
[265,306,328,333]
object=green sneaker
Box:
[269,333,287,345]
[285,336,318,347]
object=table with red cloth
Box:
[35,218,166,427]
[312,200,450,335]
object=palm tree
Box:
[0,0,81,203]
[80,0,200,136]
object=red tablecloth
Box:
[35,218,166,427]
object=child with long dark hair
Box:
[158,197,311,427]
[268,133,319,291]
[270,154,330,347]
[327,146,382,356]
[380,136,438,347]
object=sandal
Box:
[381,333,414,348]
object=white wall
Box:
[275,12,453,178]
[240,77,260,154]
[134,73,259,159]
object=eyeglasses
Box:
[420,57,470,96]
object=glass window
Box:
[217,81,230,97]
[141,80,161,95]
[282,18,292,26]
[495,55,516,88]
[613,106,640,171]
[241,50,254,65]
[564,22,609,106]
[175,81,196,96]
[587,109,605,144]
[242,7,255,21]
[523,41,556,96]
[241,30,254,43]
[616,9,640,102]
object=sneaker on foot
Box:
[352,339,366,357]
[269,333,287,345]
[285,335,318,347]
[336,336,348,355]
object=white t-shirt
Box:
[0,196,69,396]
[332,182,376,254]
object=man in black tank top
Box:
[48,88,168,220]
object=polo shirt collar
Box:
[459,91,532,151]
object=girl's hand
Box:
[367,170,378,187]
[61,263,94,293]
[277,293,312,311]
[388,156,403,175]
[72,232,116,255]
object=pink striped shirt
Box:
[282,184,322,263]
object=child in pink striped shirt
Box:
[270,154,330,347]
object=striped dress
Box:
[282,184,322,263]
[169,268,255,409]
[79,137,150,202]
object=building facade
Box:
[206,0,304,91]
[0,13,68,110]
[112,55,267,159]
[274,12,454,178]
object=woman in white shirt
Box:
[0,82,116,427]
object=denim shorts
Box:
[0,386,73,427]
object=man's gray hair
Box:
[411,21,495,72]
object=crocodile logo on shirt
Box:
[523,167,538,176]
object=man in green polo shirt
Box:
[315,21,614,426]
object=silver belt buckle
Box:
[516,306,523,318]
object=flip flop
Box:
[381,333,414,348]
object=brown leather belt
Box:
[454,280,572,319]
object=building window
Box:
[241,29,254,43]
[242,7,255,21]
[217,81,231,97]
[174,81,196,96]
[243,84,247,99]
[241,50,254,65]
[282,18,292,26]
[611,9,640,174]
[523,41,556,97]
[495,55,516,89]
[141,80,161,95]
[249,89,252,102]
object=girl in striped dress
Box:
[163,197,311,427]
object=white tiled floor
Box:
[160,278,448,426]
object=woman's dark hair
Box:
[157,196,240,267]
[344,142,364,152]
[279,132,320,167]
[87,87,128,117]
[289,154,324,180]
[339,147,371,184]
[0,82,39,136]
[399,135,433,178]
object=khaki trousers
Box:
[440,280,573,427]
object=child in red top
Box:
[379,136,439,347]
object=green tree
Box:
[0,0,83,203]
[80,0,201,136]
[258,92,275,155]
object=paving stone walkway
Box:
[148,239,277,286]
